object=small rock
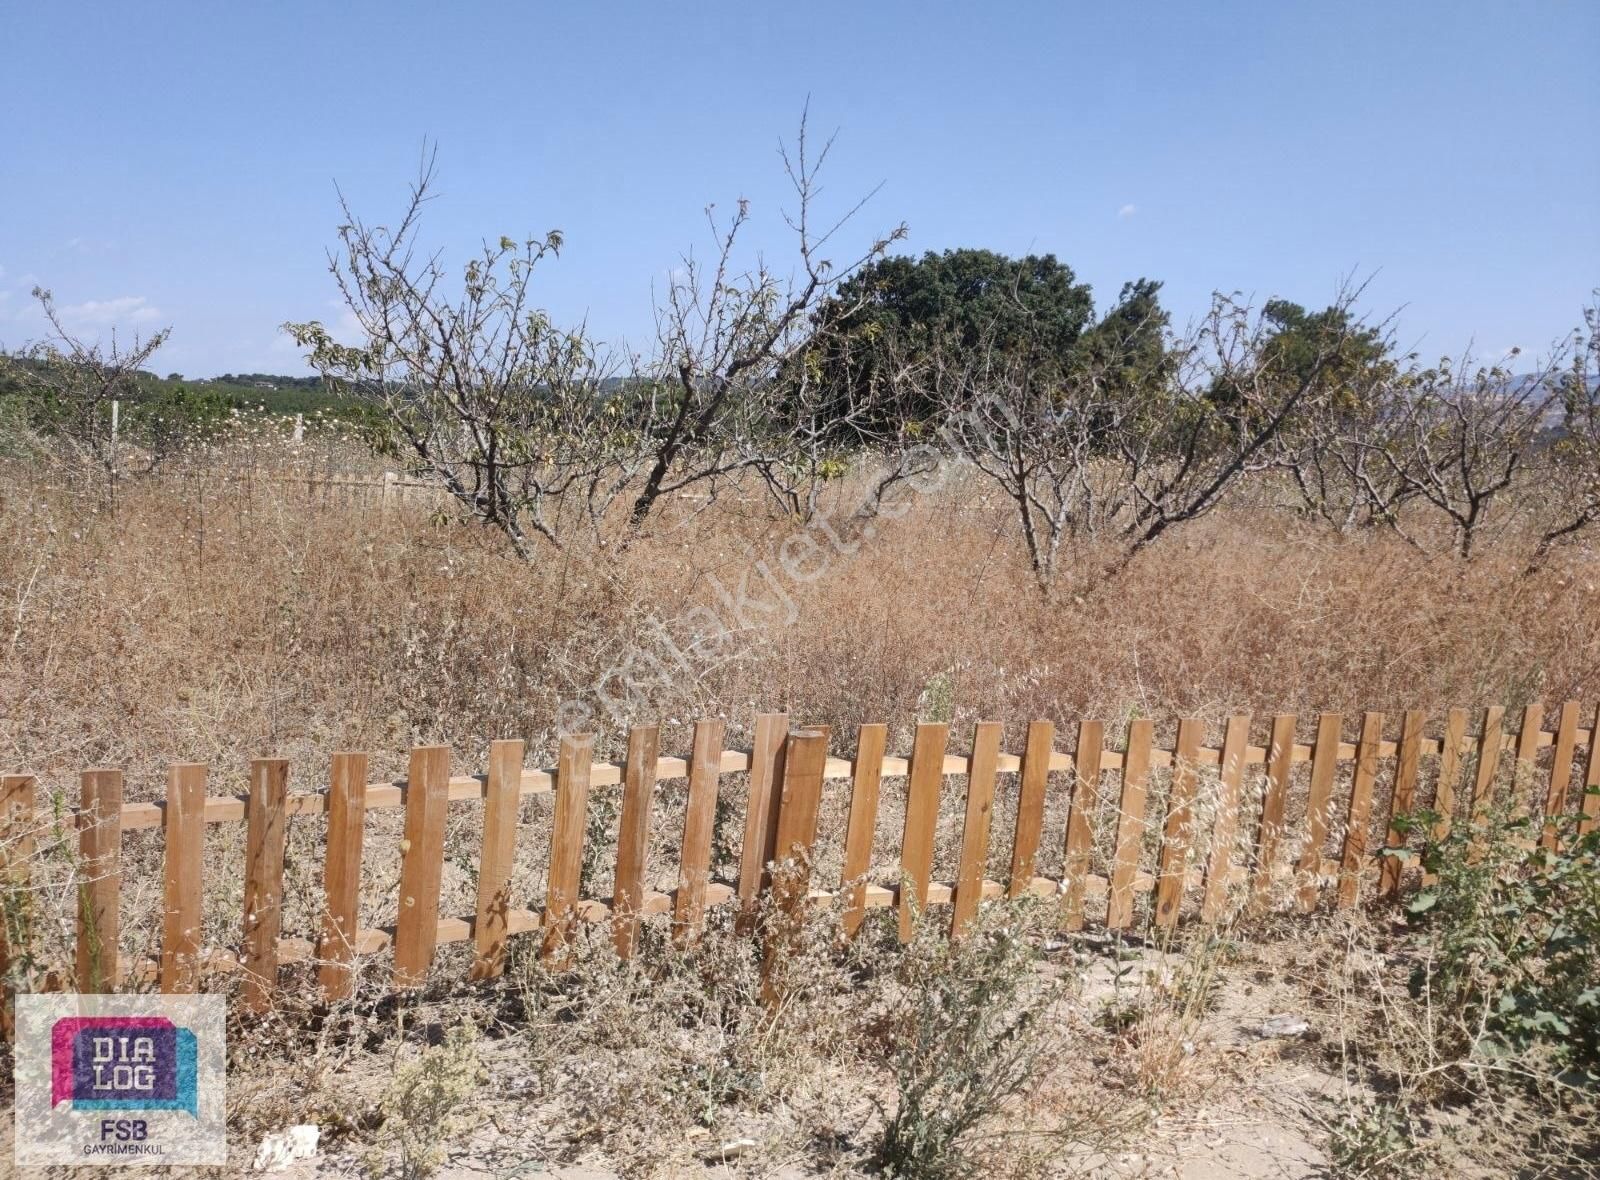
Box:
[702,1137,759,1161]
[1252,1014,1312,1040]
[253,1124,319,1172]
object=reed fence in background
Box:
[2,703,1597,1029]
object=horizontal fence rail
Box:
[1,702,1597,1023]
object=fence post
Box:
[1061,720,1104,931]
[1295,714,1343,913]
[542,734,593,967]
[736,713,789,933]
[1582,703,1600,837]
[1155,718,1205,929]
[1108,719,1153,930]
[470,740,526,981]
[1337,712,1385,909]
[1541,701,1579,851]
[76,769,123,994]
[1201,714,1251,922]
[242,759,289,1011]
[1379,710,1424,897]
[612,726,659,959]
[1468,705,1506,836]
[950,722,1001,938]
[898,723,949,943]
[1,773,37,1039]
[840,723,888,938]
[160,763,207,994]
[318,752,368,1001]
[394,745,450,988]
[1250,714,1297,911]
[762,727,829,1004]
[1512,703,1544,818]
[674,719,726,947]
[1007,721,1055,899]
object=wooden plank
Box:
[1432,708,1469,840]
[1379,710,1424,897]
[1512,703,1544,817]
[951,722,1002,938]
[1468,705,1506,830]
[612,726,659,958]
[1155,718,1205,929]
[1201,714,1251,922]
[840,723,888,937]
[542,734,593,966]
[159,763,207,994]
[763,727,831,1004]
[240,758,289,1010]
[470,739,526,980]
[318,751,368,1001]
[1337,712,1385,909]
[1,774,36,1039]
[736,712,788,932]
[898,723,950,942]
[394,745,450,988]
[1061,720,1105,931]
[773,727,831,885]
[76,769,123,994]
[1540,701,1578,851]
[1295,713,1343,913]
[1007,721,1055,898]
[1250,714,1297,909]
[674,718,726,946]
[1582,703,1600,838]
[1108,719,1154,930]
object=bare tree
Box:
[0,287,170,493]
[1531,300,1600,563]
[288,115,905,555]
[634,109,906,527]
[925,291,1373,593]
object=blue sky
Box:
[2,1,1596,377]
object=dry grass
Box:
[2,437,1598,1177]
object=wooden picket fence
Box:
[1,703,1597,1024]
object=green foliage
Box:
[1405,810,1600,1080]
[1328,1098,1428,1178]
[874,901,1057,1180]
[801,249,1167,440]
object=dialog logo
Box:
[14,995,226,1165]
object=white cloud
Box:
[57,295,162,328]
[1117,204,1138,220]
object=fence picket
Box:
[1007,721,1055,898]
[542,734,593,966]
[394,745,450,987]
[1,774,36,1039]
[241,758,289,1010]
[736,713,789,933]
[1513,704,1544,818]
[1296,714,1343,912]
[951,722,1001,938]
[1379,710,1424,897]
[1337,712,1385,909]
[318,752,368,1001]
[160,763,207,995]
[76,769,123,994]
[763,728,830,1004]
[1061,720,1104,931]
[1108,719,1153,930]
[1155,718,1205,928]
[674,719,726,946]
[1541,701,1578,851]
[1251,714,1297,909]
[898,723,950,942]
[471,739,526,980]
[1202,714,1251,922]
[612,726,659,959]
[1469,705,1506,833]
[1582,703,1600,837]
[841,723,888,937]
